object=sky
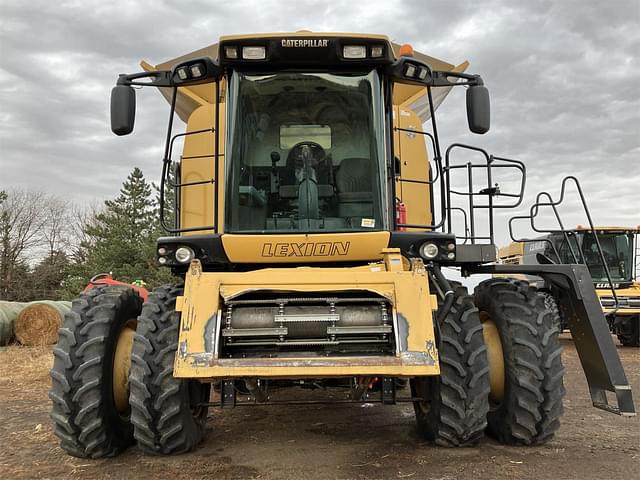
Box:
[1,0,638,248]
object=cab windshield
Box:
[580,232,635,283]
[225,70,386,233]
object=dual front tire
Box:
[50,284,208,458]
[412,279,565,446]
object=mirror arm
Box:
[430,71,484,88]
[116,70,173,88]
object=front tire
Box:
[129,284,210,455]
[615,315,640,347]
[49,286,142,457]
[411,284,490,446]
[474,279,565,445]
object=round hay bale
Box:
[0,301,28,346]
[15,301,72,346]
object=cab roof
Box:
[141,32,469,123]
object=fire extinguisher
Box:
[395,198,407,231]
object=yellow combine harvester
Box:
[499,226,640,346]
[50,32,634,458]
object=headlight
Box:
[175,246,195,264]
[419,242,439,260]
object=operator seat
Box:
[336,157,374,220]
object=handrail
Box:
[444,143,526,244]
[507,176,619,311]
[159,81,221,234]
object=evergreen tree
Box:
[60,168,175,298]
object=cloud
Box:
[1,0,638,246]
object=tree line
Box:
[0,167,175,302]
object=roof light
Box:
[343,45,366,59]
[225,46,238,59]
[417,67,430,80]
[189,62,205,78]
[404,64,417,78]
[176,67,189,80]
[370,45,384,58]
[242,46,266,60]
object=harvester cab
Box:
[50,32,634,459]
[501,225,640,346]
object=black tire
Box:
[49,285,143,457]
[410,285,490,446]
[474,278,565,445]
[616,315,640,347]
[540,292,564,332]
[129,284,211,455]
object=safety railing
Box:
[392,127,447,230]
[444,143,526,244]
[507,175,619,310]
[159,83,221,234]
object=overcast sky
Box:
[1,0,638,246]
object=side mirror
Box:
[466,85,490,134]
[110,85,136,136]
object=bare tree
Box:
[0,188,48,299]
[66,201,103,264]
[41,196,72,258]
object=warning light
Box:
[399,43,414,57]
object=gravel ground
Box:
[0,334,638,480]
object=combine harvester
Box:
[500,225,640,346]
[50,32,635,458]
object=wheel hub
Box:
[481,313,505,403]
[113,321,136,413]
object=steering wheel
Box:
[286,141,327,170]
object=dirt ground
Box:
[0,334,638,480]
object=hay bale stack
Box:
[0,301,29,345]
[15,301,72,346]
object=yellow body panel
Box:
[597,283,640,315]
[173,258,439,379]
[498,241,524,262]
[393,104,432,229]
[221,232,390,263]
[179,102,226,233]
